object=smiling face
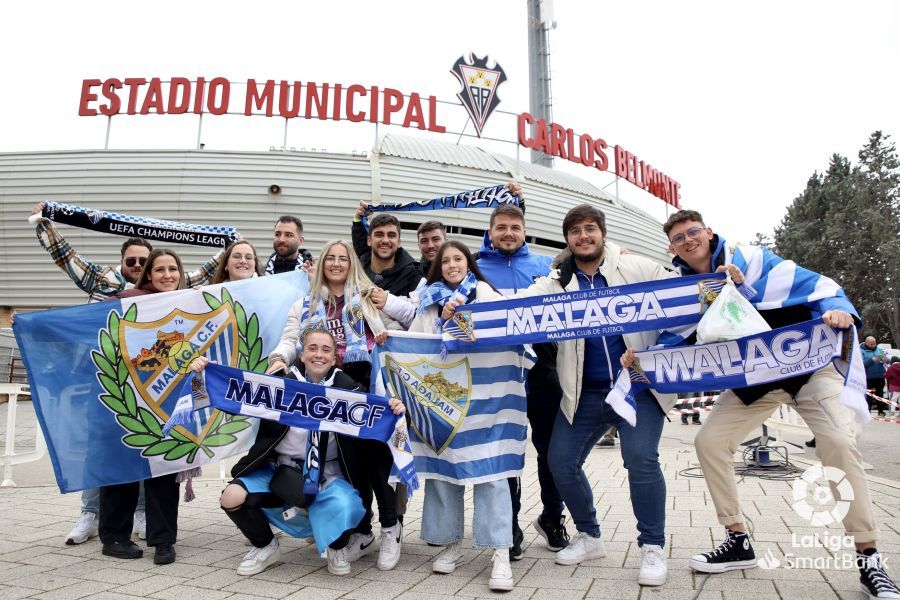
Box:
[301,331,337,381]
[488,214,526,253]
[368,224,400,262]
[225,242,256,281]
[322,243,351,286]
[565,218,605,263]
[417,227,446,262]
[273,221,303,259]
[667,219,714,271]
[440,246,469,287]
[120,244,151,284]
[148,255,182,292]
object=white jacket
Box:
[409,281,503,334]
[270,289,395,365]
[518,241,678,423]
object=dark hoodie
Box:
[360,247,422,297]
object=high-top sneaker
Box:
[689,529,756,573]
[859,548,900,599]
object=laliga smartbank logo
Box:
[757,466,879,571]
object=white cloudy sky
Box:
[2,0,898,242]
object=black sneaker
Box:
[533,515,570,552]
[509,523,524,561]
[595,437,615,448]
[689,529,756,573]
[102,540,143,560]
[154,543,176,565]
[859,549,900,599]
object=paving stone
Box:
[28,580,116,600]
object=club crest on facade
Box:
[384,355,472,454]
[450,53,508,138]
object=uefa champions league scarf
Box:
[367,184,519,213]
[32,200,238,248]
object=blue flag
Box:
[13,271,308,493]
[371,332,534,485]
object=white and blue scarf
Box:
[301,285,370,364]
[368,184,518,214]
[166,363,418,494]
[32,200,238,248]
[441,272,728,350]
[606,320,870,426]
[417,271,479,330]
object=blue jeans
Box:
[82,482,146,515]
[548,387,666,547]
[420,479,512,549]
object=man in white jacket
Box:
[445,203,677,586]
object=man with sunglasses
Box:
[29,202,226,547]
[31,202,224,302]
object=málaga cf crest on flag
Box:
[372,332,534,485]
[13,271,308,493]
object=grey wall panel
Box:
[0,139,670,309]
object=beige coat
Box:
[519,241,678,423]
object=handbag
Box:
[268,462,315,509]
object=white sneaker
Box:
[489,548,514,591]
[237,538,280,576]
[342,532,377,562]
[377,522,402,571]
[132,510,147,540]
[638,544,667,586]
[555,531,607,566]
[327,545,351,575]
[432,541,466,574]
[65,512,99,545]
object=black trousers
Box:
[224,481,352,550]
[509,382,566,526]
[340,436,398,532]
[99,474,179,546]
[867,378,886,412]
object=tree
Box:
[773,132,900,347]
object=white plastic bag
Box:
[696,280,770,344]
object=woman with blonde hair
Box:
[267,239,404,572]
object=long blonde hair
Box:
[308,240,376,315]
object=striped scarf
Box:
[301,286,370,364]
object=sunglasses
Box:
[124,257,148,268]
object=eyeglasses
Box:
[669,227,705,246]
[567,225,601,238]
[124,257,147,268]
[323,255,351,264]
[229,253,255,262]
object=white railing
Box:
[1,383,46,487]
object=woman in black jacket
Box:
[192,328,404,577]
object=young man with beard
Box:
[414,221,446,278]
[29,202,225,546]
[474,197,571,561]
[265,216,315,275]
[656,209,899,600]
[350,211,421,297]
[444,204,676,586]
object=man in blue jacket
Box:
[862,336,888,416]
[659,209,899,600]
[476,192,570,560]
